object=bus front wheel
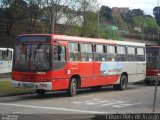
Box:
[113,75,128,90]
[67,77,77,97]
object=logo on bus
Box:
[100,62,123,76]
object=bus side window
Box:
[53,46,66,61]
[81,43,93,61]
[106,45,116,61]
[136,47,145,61]
[2,51,7,61]
[127,47,136,61]
[68,43,80,61]
[6,51,12,61]
[95,45,105,61]
[58,46,66,61]
[116,46,127,61]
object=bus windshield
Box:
[13,44,51,71]
[146,48,159,69]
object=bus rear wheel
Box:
[67,77,77,97]
[113,75,128,90]
[36,89,46,96]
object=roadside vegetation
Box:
[0,80,34,97]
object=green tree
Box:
[3,0,28,34]
[42,0,80,34]
[100,6,112,21]
[26,0,42,33]
[131,9,144,16]
[121,10,134,26]
[153,6,160,27]
[76,0,97,37]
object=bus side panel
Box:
[67,62,79,75]
[52,78,69,90]
[51,62,80,90]
[77,62,94,87]
[119,62,145,83]
[51,67,69,90]
[79,62,120,88]
[66,61,120,88]
[136,62,146,81]
[92,76,120,86]
[123,62,137,82]
[93,62,120,86]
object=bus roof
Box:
[18,34,145,47]
[53,34,145,47]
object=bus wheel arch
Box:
[67,74,81,97]
[113,72,128,90]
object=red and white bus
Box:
[145,46,160,85]
[12,34,146,96]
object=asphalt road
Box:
[0,84,160,119]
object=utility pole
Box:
[141,10,144,43]
[153,0,159,113]
[97,2,100,38]
[158,0,160,41]
[51,1,56,34]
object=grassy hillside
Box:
[134,16,157,28]
[0,14,158,48]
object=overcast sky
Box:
[98,0,159,16]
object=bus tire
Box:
[113,75,128,90]
[36,89,46,96]
[67,77,77,97]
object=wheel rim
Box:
[71,80,77,96]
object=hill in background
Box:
[0,5,159,48]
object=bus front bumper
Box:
[11,80,52,90]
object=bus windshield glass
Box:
[146,47,159,69]
[13,44,51,71]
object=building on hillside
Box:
[112,7,129,16]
